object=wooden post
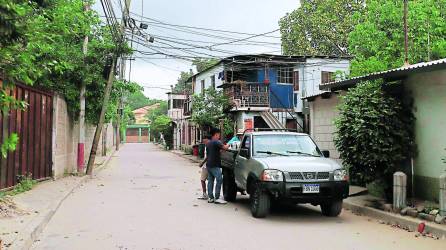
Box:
[86,59,115,175]
[393,172,407,210]
[440,173,446,216]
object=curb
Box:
[343,200,446,239]
[9,150,116,250]
[170,150,201,164]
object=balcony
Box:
[183,97,192,116]
[223,82,269,108]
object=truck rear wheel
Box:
[250,183,270,218]
[223,170,237,202]
[321,200,343,217]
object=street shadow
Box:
[232,196,349,224]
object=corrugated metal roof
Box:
[319,58,446,91]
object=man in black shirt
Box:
[206,128,229,204]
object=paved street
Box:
[33,144,444,250]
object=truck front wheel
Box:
[250,183,270,218]
[223,170,237,202]
[321,200,343,217]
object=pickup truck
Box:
[221,130,349,218]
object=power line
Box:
[129,11,282,39]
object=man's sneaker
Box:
[197,193,208,200]
[207,198,215,203]
[214,198,227,204]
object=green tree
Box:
[349,0,446,76]
[192,58,219,73]
[279,0,364,56]
[173,71,193,93]
[335,81,415,195]
[0,0,132,156]
[127,90,150,110]
[146,101,168,123]
[191,88,233,136]
[151,114,172,147]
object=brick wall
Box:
[52,95,116,178]
[309,94,341,163]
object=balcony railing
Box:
[223,82,269,108]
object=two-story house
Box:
[166,92,187,150]
[170,54,350,149]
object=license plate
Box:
[303,184,320,193]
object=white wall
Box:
[193,64,225,95]
[301,58,350,99]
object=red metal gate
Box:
[0,82,53,189]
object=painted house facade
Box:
[318,58,446,201]
[169,54,350,149]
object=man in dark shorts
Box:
[206,128,229,204]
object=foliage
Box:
[0,0,133,156]
[151,114,172,144]
[146,101,168,124]
[279,0,364,56]
[127,90,150,110]
[335,81,415,186]
[0,174,37,196]
[349,0,446,76]
[173,71,193,93]
[192,58,219,73]
[191,88,232,131]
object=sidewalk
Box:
[171,150,202,164]
[0,152,115,250]
[344,195,446,239]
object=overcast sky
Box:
[94,0,300,100]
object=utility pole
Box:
[78,3,89,174]
[86,0,132,175]
[115,0,132,151]
[86,58,116,175]
[403,0,409,66]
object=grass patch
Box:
[0,174,37,199]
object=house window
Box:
[172,99,183,109]
[321,71,334,84]
[201,80,205,95]
[293,71,299,91]
[277,67,293,84]
[210,75,216,89]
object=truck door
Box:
[235,135,251,190]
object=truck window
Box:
[253,134,321,157]
[241,136,251,149]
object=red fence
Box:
[0,82,53,189]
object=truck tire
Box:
[250,183,270,218]
[321,200,343,217]
[223,170,237,202]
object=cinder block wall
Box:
[52,95,116,178]
[309,94,341,163]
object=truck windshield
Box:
[253,134,321,157]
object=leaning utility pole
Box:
[86,58,116,175]
[115,0,132,151]
[78,3,90,174]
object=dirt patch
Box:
[0,197,28,218]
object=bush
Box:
[335,80,415,191]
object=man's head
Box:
[210,128,221,140]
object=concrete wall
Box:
[52,95,116,178]
[405,69,446,201]
[309,94,342,163]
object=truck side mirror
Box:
[321,150,330,158]
[239,148,250,158]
